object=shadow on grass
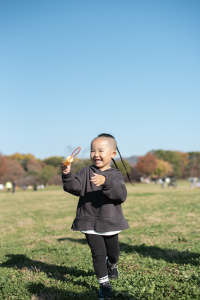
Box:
[0,254,100,299]
[27,283,135,300]
[119,242,200,266]
[0,255,135,299]
[0,254,93,285]
[58,238,200,266]
[27,282,98,300]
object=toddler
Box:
[61,133,130,299]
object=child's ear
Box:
[111,150,117,158]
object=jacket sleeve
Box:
[62,168,85,196]
[102,170,127,203]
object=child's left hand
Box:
[90,173,106,186]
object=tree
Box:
[43,156,64,168]
[6,153,36,171]
[130,166,142,182]
[0,158,25,184]
[0,154,7,179]
[6,153,24,162]
[152,150,182,177]
[48,174,62,185]
[136,153,158,176]
[154,159,173,177]
[71,158,92,174]
[21,175,38,187]
[174,151,189,178]
[26,159,42,173]
[187,152,200,177]
[111,160,131,177]
[38,165,57,185]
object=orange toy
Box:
[64,147,81,166]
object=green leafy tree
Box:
[175,151,189,178]
[152,150,182,177]
[43,156,64,168]
[71,158,92,174]
[38,165,57,185]
[187,152,200,177]
[111,160,131,177]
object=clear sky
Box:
[0,0,200,160]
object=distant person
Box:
[168,176,177,188]
[152,175,158,185]
[60,133,131,300]
[166,178,170,184]
[190,177,196,189]
[196,181,200,188]
[12,180,16,194]
[6,182,12,192]
[161,176,166,188]
[23,185,27,191]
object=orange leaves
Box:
[136,153,158,176]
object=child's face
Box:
[90,138,117,171]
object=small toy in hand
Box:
[64,147,81,166]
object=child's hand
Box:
[90,173,105,186]
[60,162,71,174]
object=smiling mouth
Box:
[94,160,102,164]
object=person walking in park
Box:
[60,133,130,300]
[12,180,16,193]
[6,181,12,192]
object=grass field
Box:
[0,181,200,299]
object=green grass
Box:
[0,181,200,299]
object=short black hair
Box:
[97,133,133,185]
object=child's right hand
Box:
[60,162,71,174]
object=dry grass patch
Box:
[16,218,35,227]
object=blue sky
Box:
[0,0,200,159]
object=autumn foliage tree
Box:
[26,159,42,173]
[0,158,25,184]
[136,153,158,176]
[1,150,199,187]
[0,154,7,178]
[152,150,182,177]
[154,159,173,177]
[6,153,36,171]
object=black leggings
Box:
[85,233,120,278]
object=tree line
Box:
[135,150,200,179]
[0,150,199,186]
